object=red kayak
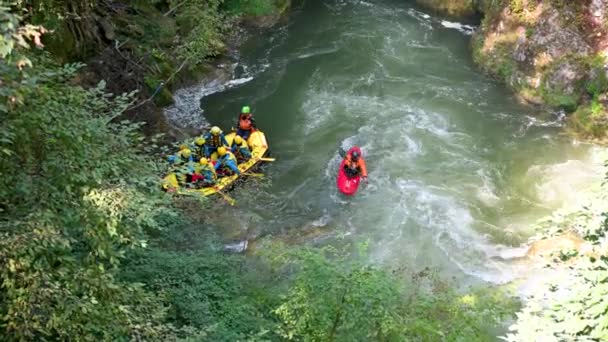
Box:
[336,147,362,195]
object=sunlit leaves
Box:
[267,247,515,341]
[0,5,45,59]
[505,195,608,341]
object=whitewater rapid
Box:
[164,0,606,286]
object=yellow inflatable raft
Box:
[182,129,269,198]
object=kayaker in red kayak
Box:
[343,147,368,183]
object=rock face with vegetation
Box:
[28,0,289,138]
[414,0,478,16]
[420,0,608,139]
[473,0,608,139]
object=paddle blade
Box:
[242,172,264,178]
[214,187,236,206]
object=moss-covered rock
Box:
[472,0,608,139]
[144,76,174,107]
[414,0,477,16]
[226,0,291,28]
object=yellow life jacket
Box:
[162,173,179,190]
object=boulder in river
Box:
[526,231,593,262]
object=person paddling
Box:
[236,105,255,140]
[343,147,368,183]
[203,126,229,159]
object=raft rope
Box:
[125,58,189,112]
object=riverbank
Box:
[419,0,608,141]
[46,0,291,139]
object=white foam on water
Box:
[358,1,374,7]
[406,8,433,30]
[164,67,260,129]
[297,30,547,283]
[301,84,386,135]
[475,168,500,206]
[297,46,340,59]
[225,77,254,87]
[526,154,604,210]
[440,20,476,35]
[311,210,332,227]
[164,78,227,129]
[374,178,522,283]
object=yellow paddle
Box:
[213,187,236,206]
[259,157,275,162]
[242,172,264,178]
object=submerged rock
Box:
[526,231,593,261]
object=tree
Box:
[0,6,178,340]
[269,246,515,341]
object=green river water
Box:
[166,0,604,285]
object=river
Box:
[165,0,604,285]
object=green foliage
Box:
[0,5,45,60]
[585,55,608,98]
[505,257,608,341]
[0,6,46,112]
[471,34,518,84]
[525,27,534,38]
[505,175,608,340]
[569,104,608,138]
[591,98,604,119]
[509,0,525,16]
[0,8,181,340]
[122,243,279,341]
[413,0,476,16]
[223,0,277,16]
[266,246,517,341]
[272,248,404,341]
[172,0,228,63]
[122,233,518,342]
[543,92,579,112]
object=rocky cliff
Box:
[415,0,478,16]
[420,0,608,140]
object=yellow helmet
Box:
[181,148,192,158]
[199,158,208,165]
[234,136,243,144]
[210,126,221,135]
[179,144,188,150]
[195,137,206,146]
[217,147,227,156]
